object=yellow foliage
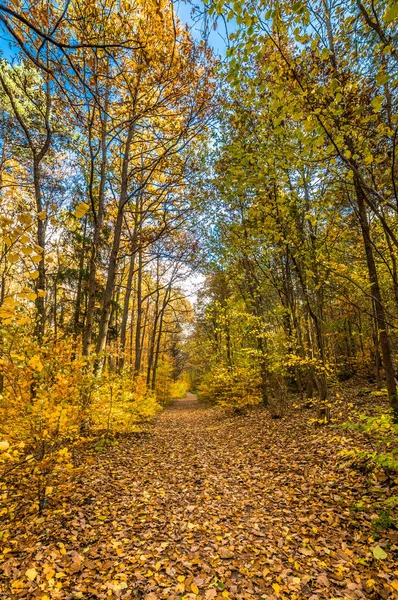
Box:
[198,364,262,410]
[91,371,161,434]
[171,372,190,399]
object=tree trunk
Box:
[151,285,171,390]
[74,216,87,336]
[354,174,398,421]
[82,96,109,357]
[134,243,143,377]
[96,122,134,361]
[118,250,136,372]
[33,158,46,342]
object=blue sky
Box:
[175,0,230,56]
[0,1,230,61]
[0,26,16,60]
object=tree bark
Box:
[354,174,398,421]
[82,93,109,357]
[95,121,134,361]
[134,242,143,377]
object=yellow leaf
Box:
[177,575,185,582]
[0,306,14,319]
[191,583,199,594]
[28,356,43,372]
[26,568,38,581]
[8,253,19,263]
[11,580,25,589]
[18,213,32,225]
[0,441,10,451]
[30,270,39,280]
[45,569,55,580]
[74,203,89,218]
[373,545,387,560]
[272,583,281,594]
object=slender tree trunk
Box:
[53,273,58,339]
[146,279,160,386]
[134,242,143,377]
[129,287,136,366]
[96,122,134,361]
[74,216,87,335]
[0,119,10,396]
[0,263,5,396]
[354,175,398,420]
[151,285,171,390]
[140,296,150,372]
[119,250,136,371]
[33,158,46,342]
[82,95,109,357]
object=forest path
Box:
[3,395,397,599]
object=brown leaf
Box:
[219,547,234,559]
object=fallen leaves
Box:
[25,567,38,581]
[272,582,281,594]
[1,394,397,599]
[218,547,234,559]
[373,545,388,560]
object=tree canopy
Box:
[1,1,398,599]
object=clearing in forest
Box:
[1,394,397,599]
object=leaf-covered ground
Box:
[1,394,397,599]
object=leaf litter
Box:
[1,394,397,599]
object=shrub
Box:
[198,364,262,411]
[171,372,191,399]
[341,412,398,474]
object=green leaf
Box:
[384,4,398,23]
[321,48,330,60]
[373,545,387,560]
[371,95,384,112]
[376,72,390,85]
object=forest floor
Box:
[1,393,398,600]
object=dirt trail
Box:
[2,395,397,599]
